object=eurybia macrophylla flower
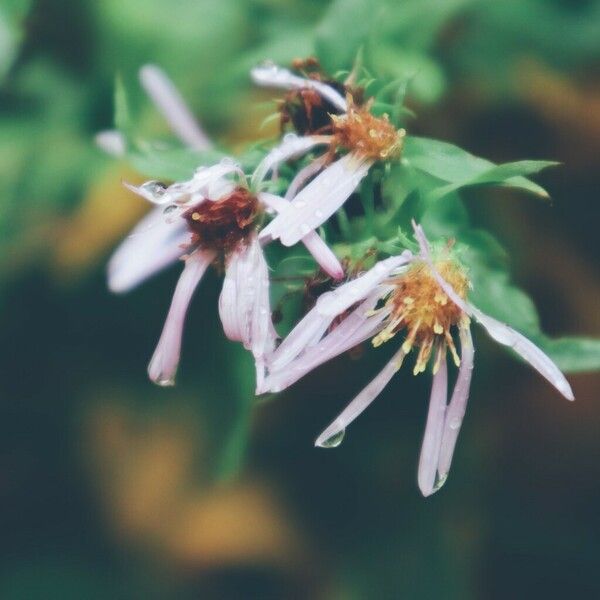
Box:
[260,223,574,496]
[108,155,344,390]
[252,61,406,247]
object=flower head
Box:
[260,223,574,496]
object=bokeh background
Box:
[1,0,599,598]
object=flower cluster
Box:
[106,60,573,496]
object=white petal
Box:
[315,347,405,448]
[107,207,190,294]
[147,250,215,386]
[260,154,372,246]
[139,64,212,150]
[251,135,331,188]
[285,154,328,200]
[95,130,126,156]
[437,325,474,482]
[250,63,348,111]
[417,351,448,497]
[412,221,573,401]
[315,253,412,317]
[258,192,344,280]
[263,290,391,393]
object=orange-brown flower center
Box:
[332,101,405,161]
[183,187,261,254]
[373,259,469,373]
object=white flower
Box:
[252,62,405,247]
[260,223,574,496]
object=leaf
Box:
[403,136,556,199]
[0,0,32,82]
[532,337,600,373]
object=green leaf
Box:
[403,136,556,199]
[532,337,600,373]
[0,0,32,82]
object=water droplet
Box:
[318,429,345,448]
[163,204,178,215]
[260,308,268,315]
[155,377,175,387]
[315,209,323,218]
[142,180,167,198]
[220,156,235,166]
[283,132,298,143]
[449,418,461,430]
[300,223,310,235]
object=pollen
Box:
[372,258,470,374]
[331,99,405,161]
[183,187,261,254]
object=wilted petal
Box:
[148,250,215,386]
[437,325,474,482]
[258,192,344,280]
[418,351,448,497]
[315,347,405,448]
[251,135,331,188]
[251,63,347,112]
[412,221,573,401]
[139,64,212,150]
[260,153,372,247]
[107,207,190,293]
[316,253,412,317]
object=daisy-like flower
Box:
[108,155,346,390]
[252,62,406,247]
[260,223,574,496]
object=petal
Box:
[139,64,212,150]
[285,154,328,200]
[315,347,405,448]
[412,221,573,401]
[437,325,474,483]
[258,192,344,280]
[107,207,190,294]
[417,350,448,497]
[260,154,372,246]
[250,63,348,111]
[251,135,331,188]
[315,253,412,317]
[147,250,215,386]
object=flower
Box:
[109,155,345,389]
[260,223,574,496]
[251,61,406,247]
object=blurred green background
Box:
[1,0,599,598]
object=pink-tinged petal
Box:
[218,252,241,341]
[260,154,372,246]
[315,347,405,448]
[258,192,344,280]
[412,221,573,401]
[418,350,448,497]
[107,207,190,294]
[315,253,412,317]
[139,64,212,151]
[251,135,331,188]
[437,325,474,483]
[262,290,391,393]
[95,130,126,156]
[285,155,329,200]
[250,63,348,111]
[148,250,215,386]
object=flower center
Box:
[183,187,261,254]
[331,101,405,161]
[373,258,469,373]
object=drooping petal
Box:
[315,347,405,448]
[259,153,372,246]
[315,252,412,317]
[107,207,190,293]
[285,154,329,200]
[263,289,392,393]
[417,350,448,497]
[437,325,474,483]
[258,192,344,280]
[251,135,331,189]
[251,63,348,112]
[147,250,215,386]
[139,64,212,150]
[412,221,574,401]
